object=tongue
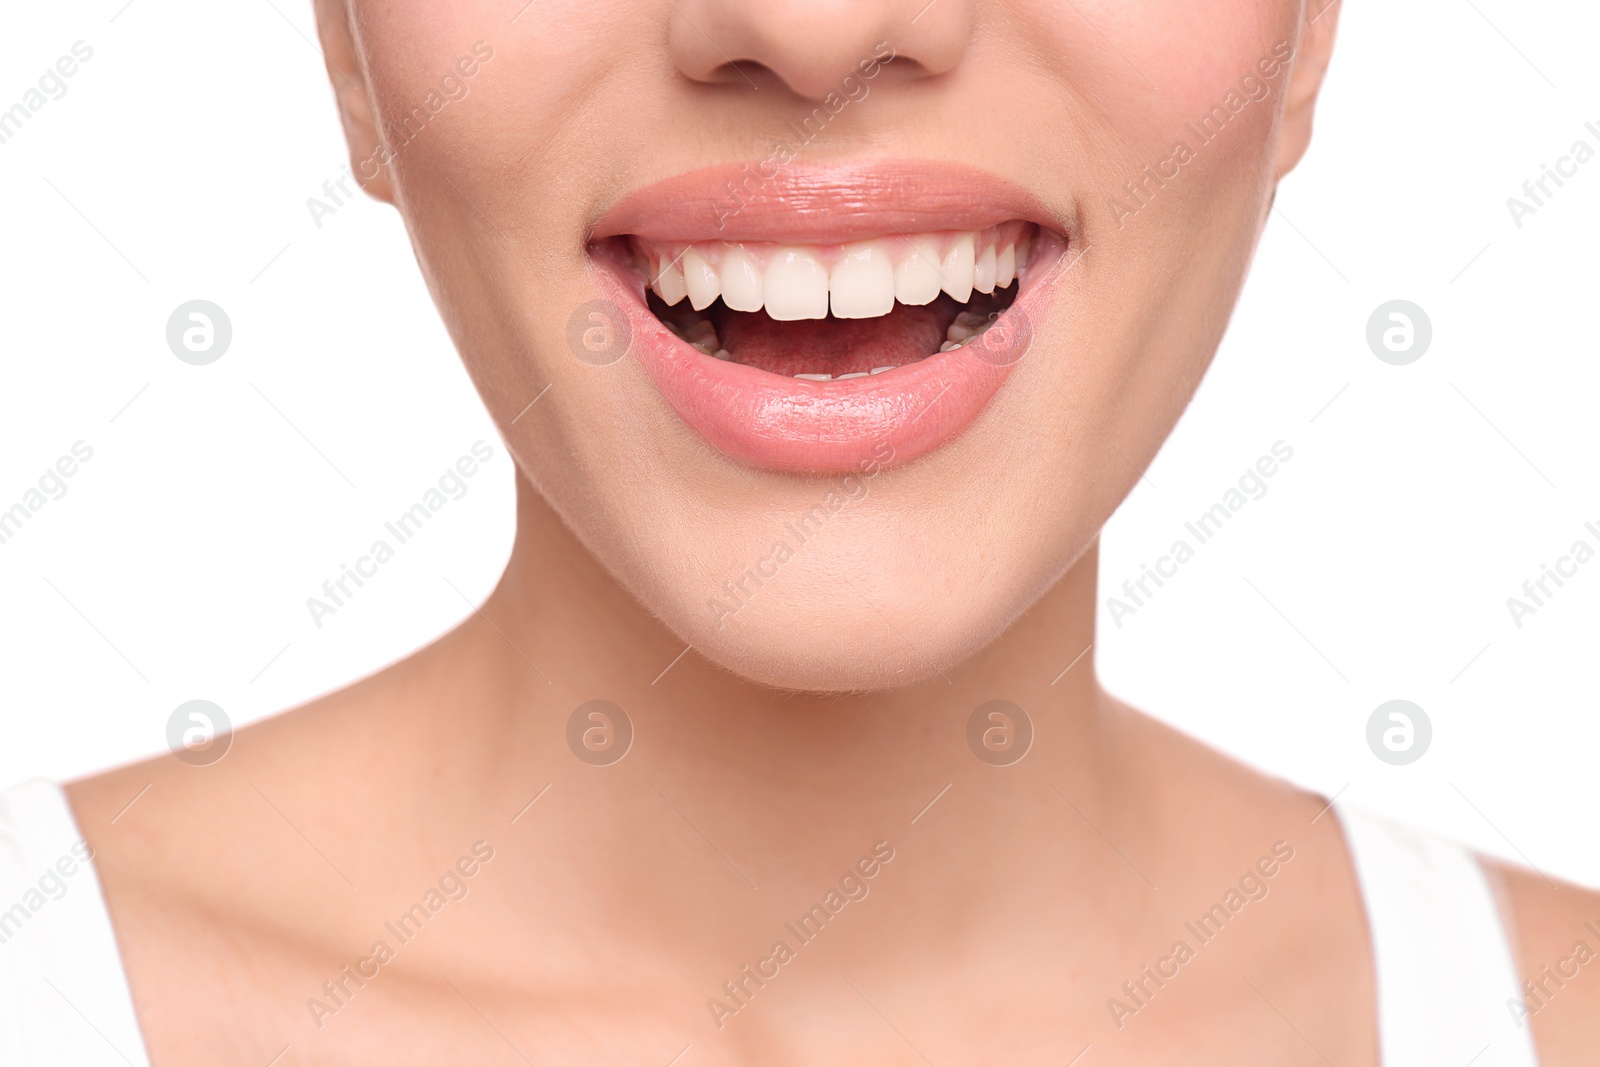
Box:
[714,297,959,376]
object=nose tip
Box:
[668,0,972,100]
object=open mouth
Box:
[584,161,1069,474]
[619,224,1035,380]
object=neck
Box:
[404,471,1128,909]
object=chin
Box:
[663,581,995,694]
[595,486,1083,694]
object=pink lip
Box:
[591,160,1063,244]
[586,161,1070,474]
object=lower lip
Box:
[588,232,1065,474]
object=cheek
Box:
[350,2,591,195]
[350,2,488,97]
[1092,1,1291,107]
[343,3,643,433]
[1048,1,1296,177]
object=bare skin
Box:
[63,0,1600,1062]
[72,485,1379,1065]
[64,481,1600,1065]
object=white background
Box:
[2,2,1596,885]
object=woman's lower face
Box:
[329,0,1305,691]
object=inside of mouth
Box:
[648,288,1018,378]
[621,223,1035,381]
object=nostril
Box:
[667,0,969,102]
[700,59,778,92]
[681,54,895,102]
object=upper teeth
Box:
[639,227,1033,320]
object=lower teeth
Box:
[661,298,1008,380]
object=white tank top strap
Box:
[1334,803,1540,1067]
[0,778,151,1066]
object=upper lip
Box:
[589,159,1063,245]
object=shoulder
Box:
[1096,698,1381,1047]
[57,689,459,1061]
[1490,860,1600,1067]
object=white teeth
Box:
[643,227,1035,320]
[941,310,1003,351]
[940,233,975,303]
[996,243,1016,289]
[720,246,763,313]
[663,314,725,357]
[794,372,832,381]
[893,236,944,306]
[870,365,895,374]
[836,371,870,379]
[764,247,830,321]
[946,310,987,342]
[973,244,997,295]
[829,242,895,320]
[682,247,720,311]
[654,254,687,306]
[686,318,719,356]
